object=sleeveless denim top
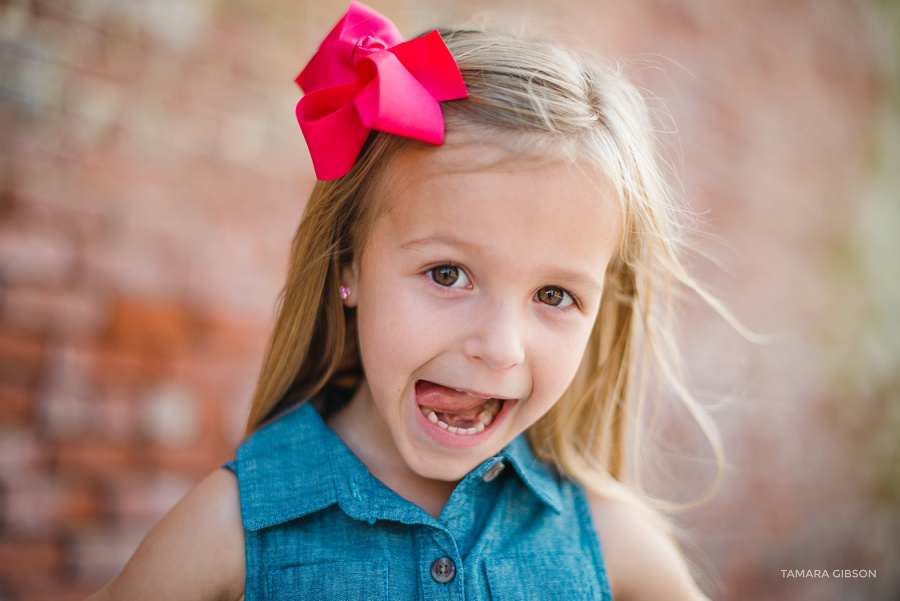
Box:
[226,402,612,600]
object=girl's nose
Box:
[462,303,526,370]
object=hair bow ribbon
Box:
[295,1,468,180]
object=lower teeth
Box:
[422,406,497,435]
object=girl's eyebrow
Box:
[541,268,604,294]
[399,234,479,252]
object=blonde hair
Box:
[245,28,722,516]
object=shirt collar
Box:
[499,433,564,514]
[235,402,564,531]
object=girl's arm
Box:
[87,468,246,601]
[588,494,711,601]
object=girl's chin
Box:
[407,456,474,483]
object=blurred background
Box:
[1,0,898,599]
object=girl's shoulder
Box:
[585,492,710,601]
[89,468,245,601]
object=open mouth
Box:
[415,380,510,436]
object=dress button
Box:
[482,461,505,482]
[430,557,456,584]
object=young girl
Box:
[91,2,715,599]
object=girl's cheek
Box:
[538,333,591,390]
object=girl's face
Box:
[340,144,621,485]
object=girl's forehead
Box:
[382,139,612,202]
[370,141,623,250]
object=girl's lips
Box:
[412,382,517,449]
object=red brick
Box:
[194,313,269,359]
[0,381,34,423]
[0,429,43,479]
[0,326,45,388]
[101,297,202,358]
[0,536,63,578]
[88,345,158,384]
[53,439,135,477]
[98,393,137,443]
[2,473,103,536]
[2,284,109,337]
[38,391,100,441]
[150,439,225,476]
[55,476,104,529]
[0,219,78,286]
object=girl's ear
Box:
[340,261,359,308]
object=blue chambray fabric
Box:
[225,402,612,600]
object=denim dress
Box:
[226,402,612,600]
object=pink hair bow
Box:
[295,1,468,180]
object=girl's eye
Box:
[428,265,470,288]
[534,286,575,308]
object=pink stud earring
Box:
[339,285,351,300]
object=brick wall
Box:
[1,0,897,599]
[0,1,311,598]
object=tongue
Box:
[415,380,489,418]
[438,413,479,429]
